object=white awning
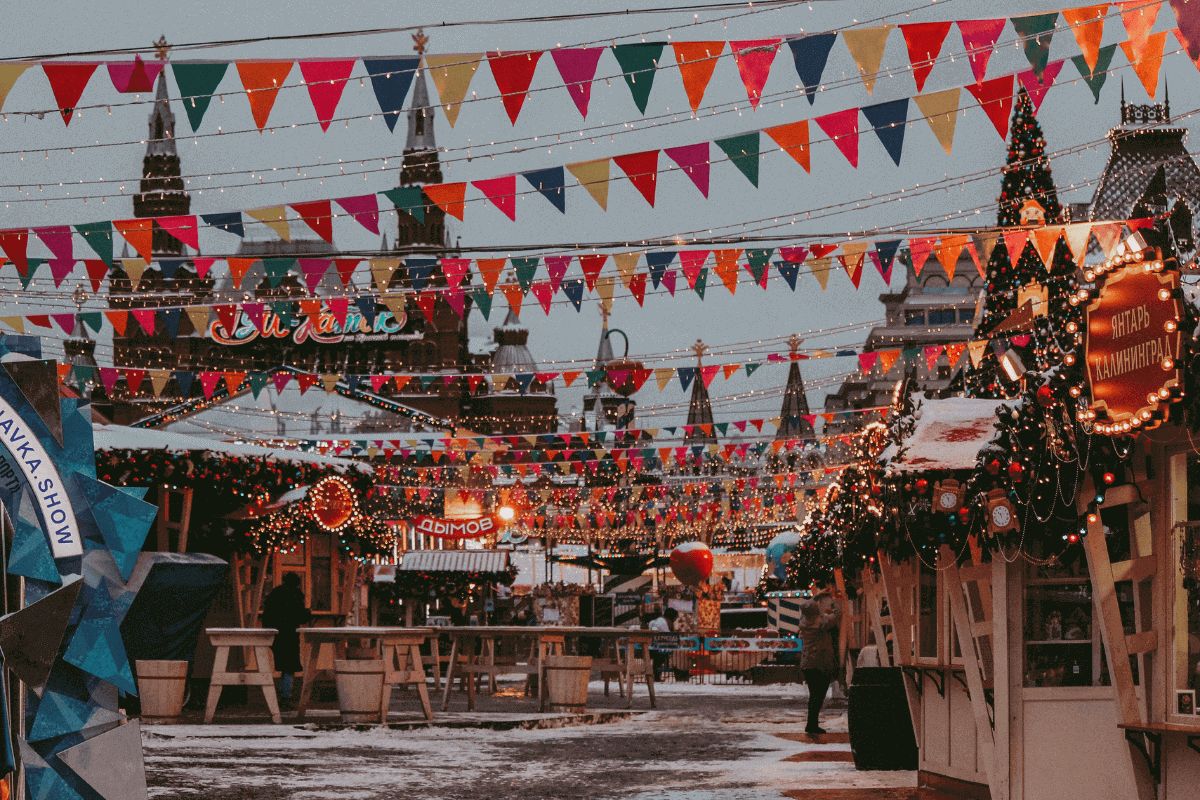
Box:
[398,550,511,573]
[887,398,999,471]
[93,424,369,471]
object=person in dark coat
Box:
[797,599,839,735]
[262,572,312,703]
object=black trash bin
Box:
[847,667,918,770]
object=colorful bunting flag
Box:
[730,39,780,108]
[611,43,664,114]
[299,59,354,131]
[765,120,810,171]
[236,61,294,129]
[786,33,837,105]
[551,49,604,118]
[424,54,483,127]
[567,159,611,210]
[958,19,1006,84]
[664,143,710,196]
[488,50,543,124]
[672,41,723,111]
[841,26,892,94]
[363,58,419,132]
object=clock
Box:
[985,489,1018,536]
[933,479,963,514]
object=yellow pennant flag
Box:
[913,88,960,156]
[424,54,483,127]
[935,234,969,282]
[0,317,23,333]
[380,293,406,317]
[968,339,989,367]
[150,369,172,396]
[122,259,147,288]
[808,256,832,290]
[842,26,893,94]
[655,368,673,392]
[370,258,401,292]
[185,306,210,335]
[595,275,615,314]
[567,158,611,210]
[972,231,1000,274]
[1063,223,1093,261]
[322,374,340,393]
[839,242,869,287]
[246,206,290,241]
[613,252,642,290]
[0,64,30,111]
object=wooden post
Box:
[877,553,917,666]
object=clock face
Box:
[991,504,1012,527]
[938,491,957,510]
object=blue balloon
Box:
[766,531,802,580]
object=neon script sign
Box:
[210,309,410,346]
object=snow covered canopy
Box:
[93,424,370,471]
[887,397,999,471]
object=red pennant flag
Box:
[112,219,154,262]
[472,175,517,221]
[35,226,72,262]
[156,215,199,249]
[193,257,216,280]
[945,342,967,367]
[332,258,359,287]
[416,292,437,323]
[701,365,721,388]
[299,59,355,131]
[132,308,156,335]
[1017,60,1064,113]
[53,314,75,334]
[371,374,389,393]
[730,39,780,108]
[900,22,952,91]
[779,246,808,264]
[629,273,647,306]
[924,345,944,372]
[291,200,333,243]
[966,75,1014,139]
[296,373,319,394]
[664,143,710,197]
[488,51,543,124]
[815,109,860,167]
[199,371,222,399]
[272,372,293,393]
[424,183,467,221]
[236,61,294,130]
[680,251,709,288]
[84,260,108,293]
[809,244,838,259]
[613,150,659,207]
[125,369,146,394]
[858,352,879,373]
[441,258,471,288]
[42,62,99,125]
[957,19,1006,84]
[532,281,554,314]
[0,230,28,276]
[213,304,239,336]
[544,255,571,293]
[579,254,607,292]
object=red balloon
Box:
[670,542,714,586]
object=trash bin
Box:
[544,656,592,713]
[334,659,385,723]
[847,667,918,770]
[136,660,189,721]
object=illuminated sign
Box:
[412,514,500,540]
[209,309,411,346]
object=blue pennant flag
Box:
[201,212,244,237]
[515,373,535,395]
[406,258,437,292]
[775,260,800,290]
[862,98,909,166]
[873,240,902,282]
[562,278,584,311]
[347,374,362,393]
[354,297,377,327]
[787,33,838,105]
[158,259,185,281]
[677,367,697,392]
[160,308,181,339]
[645,251,676,289]
[363,58,420,132]
[174,370,194,398]
[522,167,566,213]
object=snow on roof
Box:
[398,550,510,573]
[93,424,370,471]
[887,397,1000,471]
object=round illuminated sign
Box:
[310,476,356,531]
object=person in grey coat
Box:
[797,599,840,734]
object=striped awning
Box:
[398,550,510,573]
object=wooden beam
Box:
[877,551,916,666]
[1126,629,1158,655]
[1075,480,1156,515]
[1110,556,1156,586]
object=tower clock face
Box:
[938,490,957,510]
[991,504,1012,528]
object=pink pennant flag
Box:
[532,281,554,314]
[779,246,808,264]
[664,143,710,198]
[132,308,156,335]
[193,257,216,280]
[371,374,389,393]
[54,314,76,334]
[35,226,73,262]
[336,195,380,235]
[100,367,120,394]
[544,255,571,293]
[107,56,164,93]
[200,371,222,399]
[272,372,292,393]
[445,285,466,318]
[858,352,879,374]
[957,19,1006,84]
[1017,60,1064,113]
[473,175,517,221]
[815,108,860,168]
[157,215,199,249]
[661,268,677,295]
[730,39,781,108]
[441,258,471,288]
[49,260,74,287]
[243,302,266,333]
[924,345,944,372]
[680,251,709,287]
[299,60,356,131]
[908,236,937,276]
[300,258,331,293]
[551,49,604,118]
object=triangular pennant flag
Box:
[236,60,294,129]
[362,58,419,132]
[614,150,659,207]
[913,88,960,155]
[1010,13,1059,80]
[680,251,709,288]
[935,234,969,281]
[972,231,1001,274]
[567,158,611,210]
[878,349,902,374]
[161,307,180,340]
[173,62,229,131]
[512,257,539,292]
[924,345,945,372]
[201,211,244,237]
[1119,0,1159,60]
[263,257,295,288]
[715,132,761,187]
[871,240,902,283]
[1072,43,1118,103]
[132,308,156,335]
[958,19,1006,84]
[408,258,439,292]
[120,258,146,288]
[155,214,199,249]
[1031,226,1064,266]
[713,249,742,295]
[908,236,937,276]
[475,287,495,319]
[861,98,907,166]
[1120,31,1169,98]
[35,225,72,262]
[488,50,543,124]
[245,206,290,241]
[611,43,664,114]
[477,258,506,295]
[966,74,1014,139]
[563,277,585,310]
[815,108,860,167]
[42,62,99,125]
[765,120,810,171]
[665,142,711,197]
[501,284,524,317]
[1018,60,1064,113]
[838,242,869,288]
[225,257,255,289]
[424,182,467,221]
[672,41,724,111]
[473,175,518,220]
[544,255,571,292]
[613,252,641,290]
[381,186,426,224]
[809,257,832,290]
[300,258,332,292]
[745,248,772,288]
[442,257,472,288]
[900,22,952,92]
[425,54,483,127]
[1173,0,1200,62]
[1091,221,1123,256]
[112,218,154,262]
[551,48,604,117]
[186,305,210,336]
[692,267,708,298]
[0,63,30,112]
[299,59,355,130]
[1063,223,1093,260]
[1063,5,1109,72]
[522,167,566,213]
[701,365,721,388]
[83,259,108,293]
[786,33,837,104]
[841,26,892,94]
[629,273,647,306]
[579,254,606,291]
[150,369,171,396]
[776,260,800,290]
[858,352,879,373]
[730,39,780,108]
[968,339,989,367]
[290,200,333,243]
[1003,229,1030,264]
[945,342,967,367]
[336,194,380,235]
[105,309,128,336]
[75,220,113,266]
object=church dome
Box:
[492,309,536,373]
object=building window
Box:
[928,309,956,325]
[415,110,425,135]
[917,559,938,660]
[959,309,975,323]
[905,311,925,326]
[1024,544,1102,687]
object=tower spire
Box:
[134,42,189,255]
[400,28,441,186]
[685,339,716,445]
[776,334,814,440]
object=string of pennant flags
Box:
[2,3,1194,133]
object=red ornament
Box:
[1036,385,1054,408]
[987,459,1001,475]
[915,478,929,493]
[1008,462,1023,480]
[670,542,714,586]
[959,507,970,518]
[1103,472,1115,485]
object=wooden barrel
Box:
[334,659,385,723]
[544,656,592,713]
[136,660,189,721]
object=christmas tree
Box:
[997,87,1063,227]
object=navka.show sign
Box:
[412,514,501,540]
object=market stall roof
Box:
[885,397,999,471]
[93,424,370,471]
[398,550,510,573]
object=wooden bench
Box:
[204,628,281,724]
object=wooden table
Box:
[438,627,657,712]
[295,627,436,721]
[204,628,281,724]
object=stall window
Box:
[917,559,938,660]
[1024,544,1098,687]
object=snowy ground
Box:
[142,681,917,799]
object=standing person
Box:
[261,572,312,708]
[812,578,844,695]
[648,608,678,681]
[798,599,839,735]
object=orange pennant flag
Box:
[765,120,810,172]
[944,342,967,367]
[1002,230,1029,264]
[722,363,739,380]
[236,61,294,130]
[1063,5,1108,72]
[672,42,724,111]
[112,219,153,262]
[838,242,869,288]
[1091,222,1123,256]
[1120,31,1168,99]
[1031,226,1063,267]
[501,284,524,317]
[1118,0,1160,61]
[224,371,247,395]
[877,349,901,375]
[935,234,969,281]
[227,258,257,289]
[104,310,128,336]
[713,249,742,295]
[424,183,467,221]
[477,258,506,295]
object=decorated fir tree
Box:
[997,87,1062,227]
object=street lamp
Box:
[498,506,515,522]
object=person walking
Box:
[262,572,312,708]
[798,599,839,735]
